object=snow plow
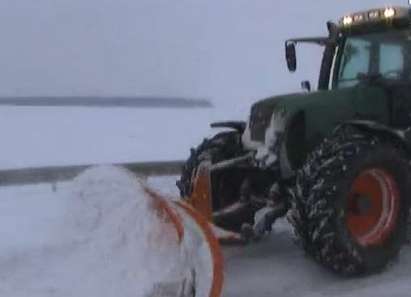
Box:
[72,166,225,297]
[0,163,225,297]
[177,6,411,276]
[142,186,224,297]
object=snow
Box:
[0,166,225,297]
[222,219,411,297]
[2,173,411,297]
[0,166,188,297]
[0,106,238,169]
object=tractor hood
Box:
[247,92,301,143]
[241,87,368,173]
[242,86,365,151]
[246,90,329,143]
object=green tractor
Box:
[177,6,411,275]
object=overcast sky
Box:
[0,0,407,111]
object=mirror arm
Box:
[301,81,311,92]
[327,21,340,43]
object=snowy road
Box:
[223,220,411,297]
[152,177,411,297]
[2,176,411,297]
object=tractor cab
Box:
[287,7,411,90]
[286,6,411,128]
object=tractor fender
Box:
[210,121,246,133]
[340,120,411,153]
[265,109,307,179]
[281,110,306,174]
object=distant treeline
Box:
[0,97,212,108]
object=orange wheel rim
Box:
[346,168,400,247]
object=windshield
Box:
[335,29,411,89]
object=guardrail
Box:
[0,160,184,186]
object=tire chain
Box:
[290,125,380,275]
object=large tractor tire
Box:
[177,131,251,231]
[292,126,410,275]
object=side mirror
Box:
[301,80,311,92]
[285,41,297,72]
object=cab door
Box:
[380,43,411,128]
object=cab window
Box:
[334,30,411,89]
[337,39,370,88]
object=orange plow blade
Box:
[143,185,224,297]
[186,163,213,221]
[184,163,245,245]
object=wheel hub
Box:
[350,194,372,215]
[346,168,400,247]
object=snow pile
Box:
[0,166,188,297]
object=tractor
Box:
[177,6,411,275]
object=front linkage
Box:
[177,123,293,240]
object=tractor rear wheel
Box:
[292,126,410,275]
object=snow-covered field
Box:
[1,107,411,297]
[0,106,240,169]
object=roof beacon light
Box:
[343,16,353,26]
[384,8,395,18]
[353,14,364,22]
[368,10,380,19]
